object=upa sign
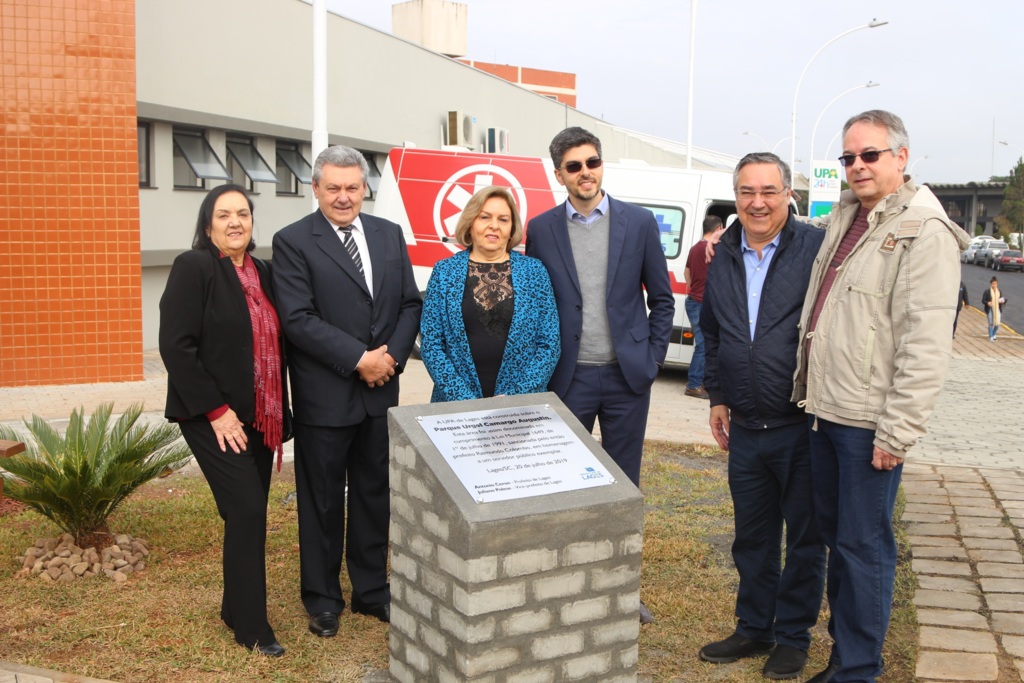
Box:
[808,161,843,218]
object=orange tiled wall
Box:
[0,0,142,387]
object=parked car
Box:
[962,236,996,263]
[962,244,984,263]
[974,241,1008,266]
[993,249,1024,272]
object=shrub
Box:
[0,403,192,543]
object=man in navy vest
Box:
[699,152,826,680]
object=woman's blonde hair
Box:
[453,186,524,252]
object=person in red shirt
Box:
[683,216,724,398]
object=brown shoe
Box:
[684,386,710,399]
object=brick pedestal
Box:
[388,393,643,683]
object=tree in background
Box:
[996,157,1024,248]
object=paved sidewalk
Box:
[899,307,1024,682]
[0,305,1020,681]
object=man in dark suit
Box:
[525,127,674,624]
[272,145,422,637]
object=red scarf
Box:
[233,254,285,470]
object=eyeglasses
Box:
[560,157,603,174]
[736,188,788,201]
[838,148,893,167]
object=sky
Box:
[325,0,1022,185]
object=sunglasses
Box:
[838,148,893,167]
[560,157,603,174]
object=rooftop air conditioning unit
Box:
[447,110,477,149]
[487,127,510,154]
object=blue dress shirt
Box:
[740,231,781,341]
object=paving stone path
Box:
[902,308,1024,682]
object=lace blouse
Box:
[462,259,514,397]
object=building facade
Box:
[2,0,733,387]
[925,181,1008,237]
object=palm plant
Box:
[0,402,192,544]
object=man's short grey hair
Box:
[313,145,369,184]
[842,110,910,153]
[733,152,792,190]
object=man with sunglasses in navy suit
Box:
[525,127,674,625]
[792,110,970,683]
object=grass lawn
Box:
[0,440,916,682]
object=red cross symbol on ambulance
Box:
[432,164,529,252]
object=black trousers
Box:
[294,416,390,615]
[179,420,275,648]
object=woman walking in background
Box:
[982,276,1007,341]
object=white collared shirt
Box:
[327,214,374,297]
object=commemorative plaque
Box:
[418,403,614,503]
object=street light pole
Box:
[742,132,791,155]
[686,0,697,169]
[790,19,888,176]
[810,81,879,168]
[743,131,770,150]
[312,0,328,212]
[824,130,843,162]
[999,140,1024,160]
[909,155,929,177]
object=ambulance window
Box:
[640,205,685,259]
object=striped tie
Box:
[340,226,364,278]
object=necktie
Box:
[340,226,364,278]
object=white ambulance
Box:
[374,147,738,369]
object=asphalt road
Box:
[961,260,1024,332]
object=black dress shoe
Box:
[352,601,390,623]
[698,632,775,663]
[253,640,286,657]
[762,645,807,680]
[805,658,840,683]
[639,601,655,625]
[308,612,339,637]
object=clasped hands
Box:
[356,344,398,388]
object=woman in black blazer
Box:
[159,184,289,657]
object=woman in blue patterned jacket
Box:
[420,186,560,402]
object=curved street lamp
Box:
[743,130,770,150]
[771,136,792,154]
[810,81,879,168]
[790,19,889,174]
[909,155,929,177]
[824,129,844,162]
[743,131,791,154]
[1000,140,1024,161]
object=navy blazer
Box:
[525,195,675,396]
[420,250,560,402]
[159,245,289,424]
[701,216,824,429]
[272,210,422,427]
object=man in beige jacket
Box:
[792,110,970,683]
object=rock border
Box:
[15,532,149,582]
